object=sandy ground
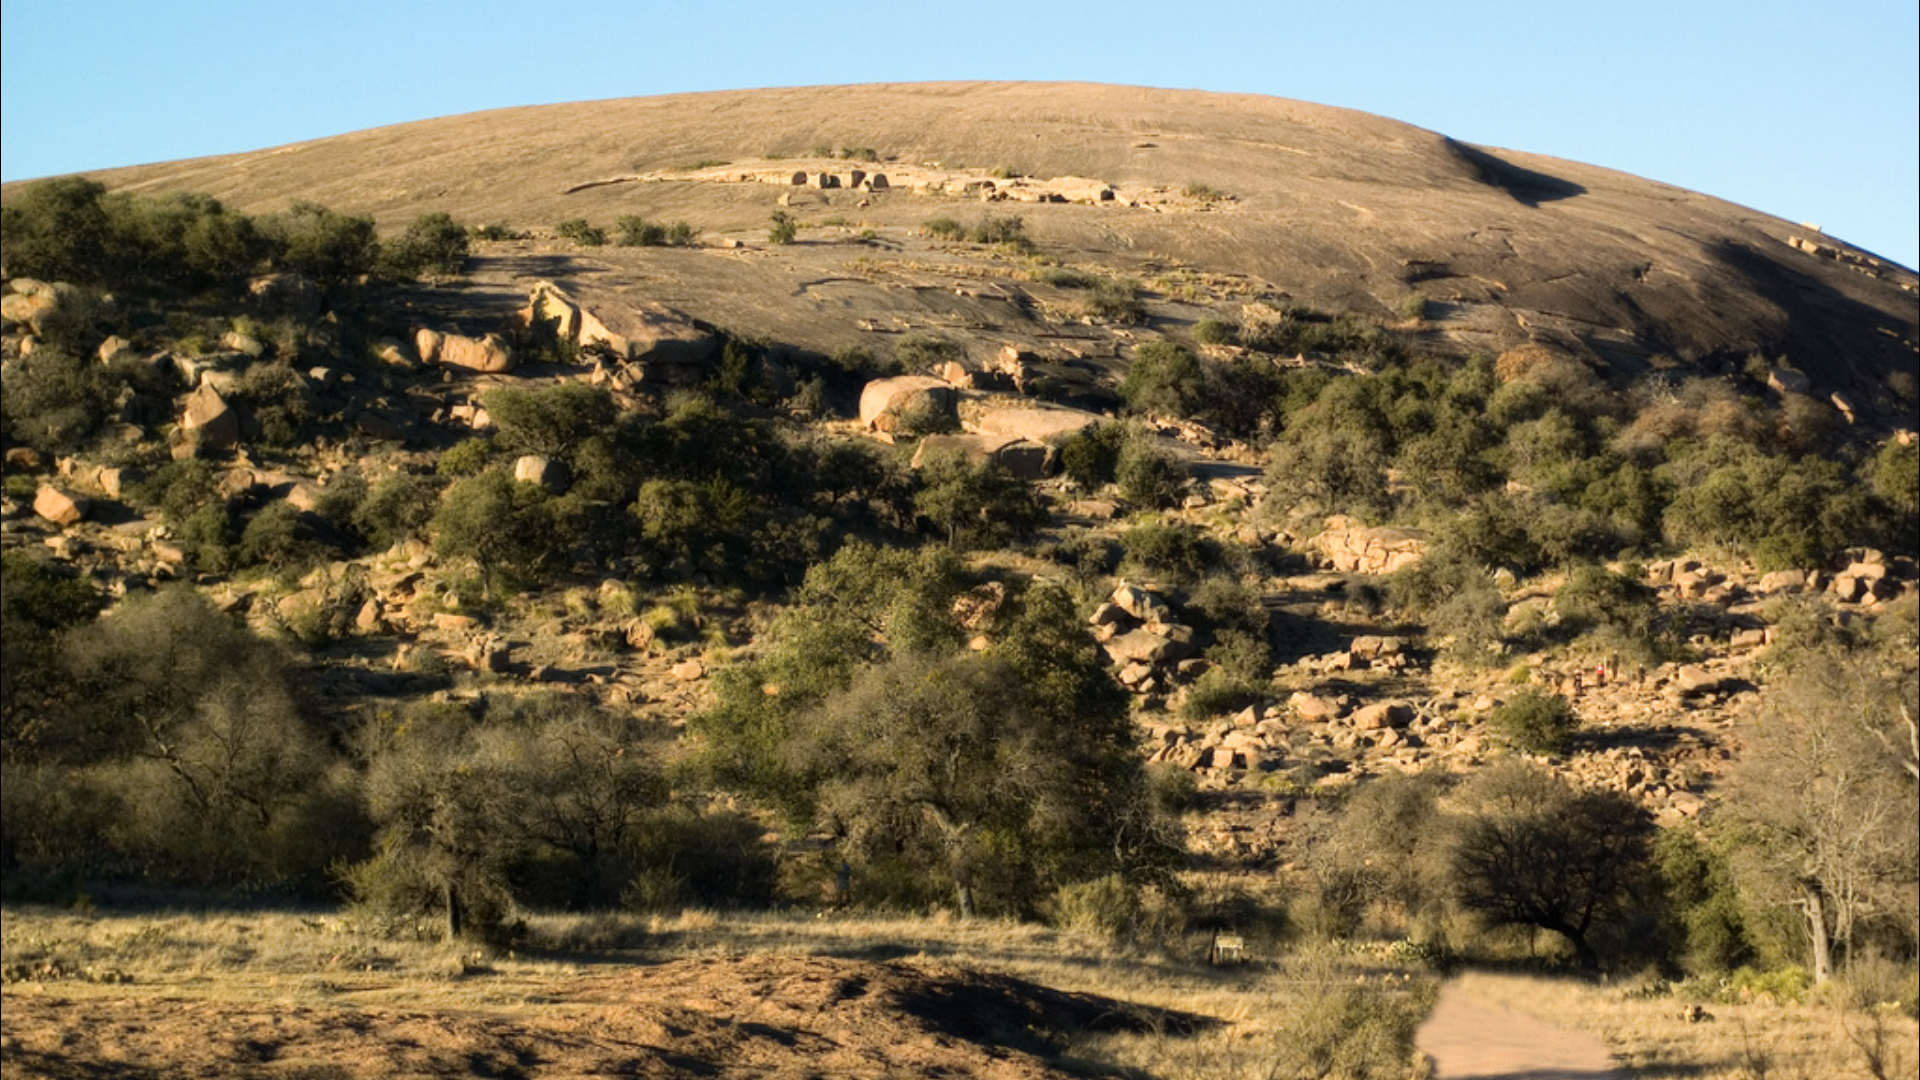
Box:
[1417,979,1620,1080]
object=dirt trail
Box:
[1416,979,1620,1080]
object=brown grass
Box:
[4,905,1433,1078]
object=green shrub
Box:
[893,333,961,372]
[1120,339,1203,416]
[354,472,445,550]
[1396,293,1430,321]
[968,214,1028,246]
[237,502,327,572]
[1661,438,1871,570]
[1049,873,1141,938]
[1057,422,1126,490]
[1181,182,1223,201]
[1114,434,1189,507]
[437,436,494,477]
[469,222,519,241]
[614,215,696,247]
[256,201,378,285]
[378,212,469,278]
[0,348,118,454]
[1489,689,1577,756]
[0,177,114,284]
[233,361,314,448]
[913,452,1041,548]
[1120,520,1208,583]
[768,211,797,245]
[923,217,965,240]
[1193,317,1238,345]
[554,218,606,246]
[484,382,618,459]
[1085,278,1146,324]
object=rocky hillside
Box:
[3,84,1916,990]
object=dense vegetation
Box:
[2,178,1915,1024]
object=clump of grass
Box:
[1031,266,1097,289]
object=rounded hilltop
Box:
[41,81,1916,416]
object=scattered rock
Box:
[1674,666,1727,697]
[1349,702,1413,730]
[32,486,89,527]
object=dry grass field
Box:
[0,902,1438,1079]
[7,904,1911,1079]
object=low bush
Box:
[1121,340,1203,416]
[1120,520,1208,583]
[768,211,797,245]
[1193,317,1238,345]
[378,212,469,278]
[615,216,696,247]
[1085,278,1146,324]
[555,218,606,246]
[1057,422,1126,490]
[1114,434,1189,508]
[1488,689,1577,756]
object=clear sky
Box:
[4,0,1916,269]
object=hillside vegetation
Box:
[3,85,1917,1078]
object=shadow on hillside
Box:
[1446,140,1586,207]
[1705,238,1918,419]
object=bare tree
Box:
[1725,635,1920,983]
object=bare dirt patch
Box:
[0,953,1178,1079]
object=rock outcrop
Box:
[859,376,958,433]
[1307,521,1430,575]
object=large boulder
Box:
[969,403,1104,444]
[1110,582,1171,622]
[1103,627,1195,667]
[514,454,570,492]
[416,328,515,373]
[180,383,241,449]
[1,279,82,335]
[859,376,958,433]
[518,281,719,378]
[33,486,89,527]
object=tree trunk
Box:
[444,878,464,942]
[954,879,975,920]
[1800,882,1833,984]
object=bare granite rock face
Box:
[77,84,1915,427]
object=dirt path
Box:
[1416,978,1621,1080]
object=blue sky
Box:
[4,0,1916,268]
